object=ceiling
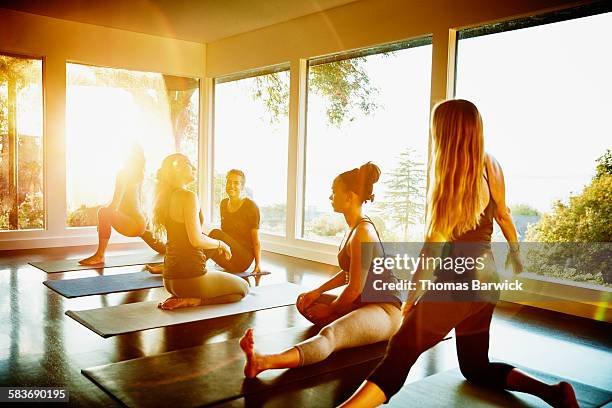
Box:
[0,0,361,43]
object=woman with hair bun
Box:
[152,153,249,310]
[238,162,403,377]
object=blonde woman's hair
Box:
[426,99,485,240]
[152,153,189,242]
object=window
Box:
[66,64,199,227]
[455,6,612,287]
[213,68,290,235]
[0,54,44,231]
[302,39,432,243]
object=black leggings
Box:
[208,229,254,273]
[367,291,514,402]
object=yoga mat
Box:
[43,272,163,298]
[66,282,305,337]
[30,253,164,273]
[388,367,612,408]
[82,325,392,407]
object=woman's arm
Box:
[487,154,519,247]
[250,229,262,272]
[181,191,231,256]
[486,154,523,274]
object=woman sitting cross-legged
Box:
[239,162,403,378]
[208,169,263,279]
[152,153,249,310]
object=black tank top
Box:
[163,190,207,279]
[435,169,498,289]
[338,217,402,308]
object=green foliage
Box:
[67,205,103,227]
[594,149,612,180]
[375,148,426,240]
[526,174,611,243]
[309,58,378,126]
[251,58,379,126]
[509,204,540,217]
[18,193,44,229]
[309,213,346,237]
[525,172,612,285]
[253,74,290,123]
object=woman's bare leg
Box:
[240,304,401,378]
[79,208,145,265]
[240,328,301,378]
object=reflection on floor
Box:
[0,244,610,406]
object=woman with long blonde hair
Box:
[153,153,249,310]
[339,100,578,407]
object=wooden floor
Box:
[0,245,610,407]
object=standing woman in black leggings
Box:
[339,99,578,408]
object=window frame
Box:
[63,61,202,229]
[299,36,433,243]
[0,51,46,232]
[452,2,612,311]
[210,62,291,237]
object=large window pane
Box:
[303,40,432,243]
[456,9,612,287]
[0,55,44,231]
[213,70,289,235]
[66,64,199,227]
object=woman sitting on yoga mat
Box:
[338,100,578,408]
[239,162,403,378]
[79,144,165,266]
[208,169,262,276]
[152,153,249,310]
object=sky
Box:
[456,11,612,212]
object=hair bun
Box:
[359,162,380,203]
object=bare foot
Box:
[78,254,105,266]
[550,381,579,408]
[145,263,163,274]
[240,328,265,378]
[157,297,202,310]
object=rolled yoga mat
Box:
[66,282,306,337]
[43,271,163,298]
[82,325,412,408]
[30,252,164,273]
[388,366,612,408]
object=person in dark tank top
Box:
[79,143,165,266]
[238,162,403,379]
[151,154,249,310]
[340,100,578,408]
[208,169,263,278]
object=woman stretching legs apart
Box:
[152,153,249,310]
[339,100,578,408]
[240,163,403,377]
[79,144,165,266]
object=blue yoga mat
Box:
[44,270,271,298]
[44,272,163,298]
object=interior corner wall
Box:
[0,7,206,250]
